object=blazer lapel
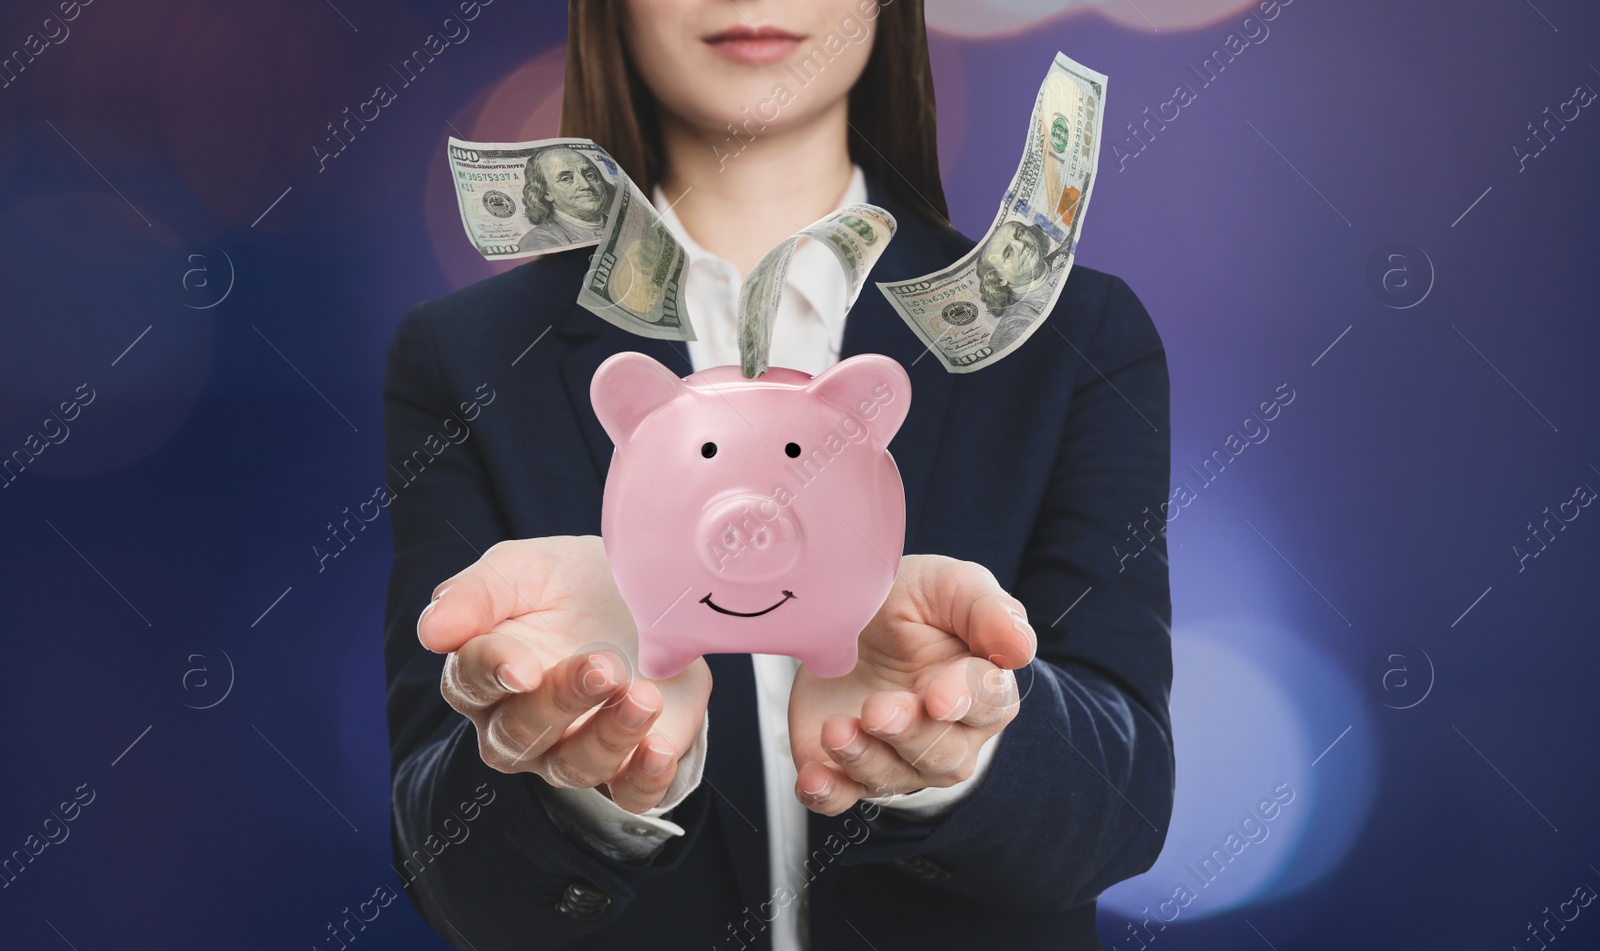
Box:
[842,181,960,553]
[555,294,693,484]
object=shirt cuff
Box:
[534,712,711,863]
[863,727,1003,822]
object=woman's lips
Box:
[703,27,804,65]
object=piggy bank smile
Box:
[699,590,796,617]
[592,353,912,679]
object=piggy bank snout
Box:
[697,495,802,577]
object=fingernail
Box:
[1008,608,1036,649]
[641,741,674,777]
[580,654,615,697]
[616,692,659,730]
[801,776,833,799]
[416,601,442,651]
[495,664,530,693]
[870,706,909,738]
[433,585,454,602]
[936,695,973,722]
[827,728,869,761]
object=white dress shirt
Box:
[538,165,1000,950]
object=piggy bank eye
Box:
[701,442,717,459]
[785,442,801,458]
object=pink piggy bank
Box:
[591,352,913,680]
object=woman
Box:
[383,2,1173,949]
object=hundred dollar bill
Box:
[577,177,697,341]
[447,134,697,341]
[876,52,1107,373]
[446,136,623,260]
[737,204,897,377]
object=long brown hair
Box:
[558,0,950,226]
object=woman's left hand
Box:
[786,555,1036,815]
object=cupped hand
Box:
[417,535,711,814]
[787,555,1035,815]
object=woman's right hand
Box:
[417,535,712,814]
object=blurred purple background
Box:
[2,1,1597,947]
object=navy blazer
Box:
[382,177,1174,951]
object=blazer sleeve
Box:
[382,301,715,950]
[835,274,1176,912]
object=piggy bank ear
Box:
[806,354,912,452]
[591,351,687,445]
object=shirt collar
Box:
[651,164,867,324]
